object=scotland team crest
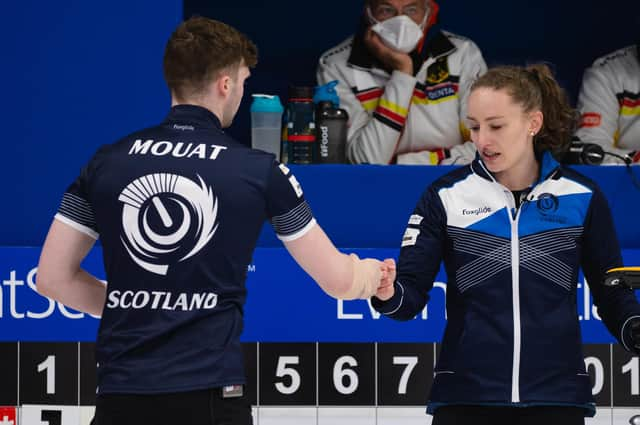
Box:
[118,173,219,275]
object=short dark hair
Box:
[470,64,578,156]
[163,16,258,101]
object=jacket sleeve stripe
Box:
[373,111,404,132]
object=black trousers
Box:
[432,405,586,425]
[92,387,253,425]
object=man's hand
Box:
[363,28,413,75]
[440,141,477,165]
[376,258,396,301]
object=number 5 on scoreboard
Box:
[275,356,301,395]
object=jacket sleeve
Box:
[371,185,446,320]
[317,58,418,164]
[575,64,633,163]
[581,185,640,352]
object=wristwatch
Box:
[604,267,640,289]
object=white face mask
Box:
[368,8,429,53]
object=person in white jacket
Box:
[575,44,640,165]
[317,0,486,165]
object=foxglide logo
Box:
[462,206,492,216]
[119,173,219,275]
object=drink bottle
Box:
[313,80,348,163]
[286,86,316,164]
[250,94,284,160]
[315,101,348,163]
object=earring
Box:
[530,131,536,136]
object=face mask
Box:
[368,8,429,53]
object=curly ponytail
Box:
[470,64,578,156]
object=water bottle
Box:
[314,81,348,163]
[315,101,348,163]
[250,94,284,160]
[286,86,316,164]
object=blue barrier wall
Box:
[2,245,638,343]
[2,164,639,343]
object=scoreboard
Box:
[0,342,639,424]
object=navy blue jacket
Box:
[56,105,315,394]
[373,152,640,416]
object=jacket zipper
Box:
[510,204,522,403]
[476,161,559,404]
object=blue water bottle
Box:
[250,94,284,160]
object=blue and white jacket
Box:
[372,152,640,416]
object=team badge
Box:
[118,173,219,275]
[426,57,450,85]
[536,193,559,214]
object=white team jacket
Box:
[575,45,640,164]
[317,27,486,165]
